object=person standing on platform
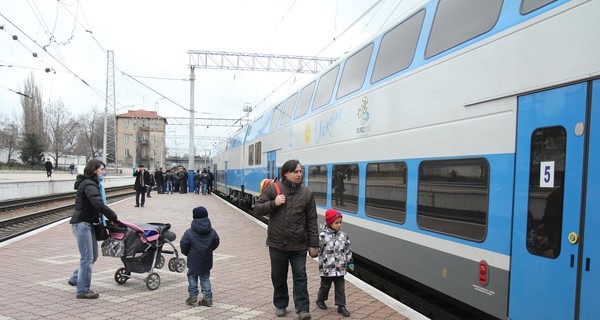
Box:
[146,171,155,198]
[133,164,151,207]
[315,209,353,317]
[68,159,119,299]
[165,169,174,194]
[45,158,53,178]
[69,163,75,175]
[178,167,188,194]
[254,159,319,320]
[155,168,165,194]
[200,168,209,195]
[181,206,220,307]
[207,169,214,195]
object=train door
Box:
[267,151,277,179]
[510,81,599,319]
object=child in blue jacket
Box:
[180,206,220,306]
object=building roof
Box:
[116,109,167,123]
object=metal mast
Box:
[104,50,117,170]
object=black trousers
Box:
[317,276,346,306]
[135,188,146,205]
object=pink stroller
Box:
[102,220,186,290]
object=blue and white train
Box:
[210,0,600,318]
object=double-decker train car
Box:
[210,0,600,318]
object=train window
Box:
[312,65,340,111]
[371,9,424,83]
[365,162,407,224]
[521,0,557,15]
[526,126,565,259]
[269,102,284,130]
[425,0,502,59]
[294,81,316,119]
[308,165,328,207]
[337,43,373,99]
[248,144,254,166]
[254,142,262,165]
[280,93,298,126]
[417,158,489,241]
[332,164,359,213]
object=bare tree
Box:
[44,100,77,167]
[75,107,104,160]
[0,114,20,164]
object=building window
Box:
[142,118,148,127]
[365,161,407,224]
[124,119,130,128]
[124,134,129,142]
[417,158,489,241]
[125,148,130,157]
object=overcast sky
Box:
[1,0,422,155]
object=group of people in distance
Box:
[67,158,352,320]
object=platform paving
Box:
[0,190,427,320]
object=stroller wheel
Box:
[115,267,130,284]
[168,257,178,272]
[146,272,161,290]
[156,255,165,269]
[176,258,186,273]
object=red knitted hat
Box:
[325,209,342,225]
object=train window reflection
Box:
[280,93,298,126]
[366,162,407,224]
[425,0,502,59]
[371,9,424,83]
[337,43,373,99]
[313,66,340,111]
[417,158,489,241]
[521,0,557,15]
[294,82,315,119]
[526,126,566,259]
[308,165,328,207]
[269,102,284,130]
[332,164,359,213]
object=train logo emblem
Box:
[356,96,371,135]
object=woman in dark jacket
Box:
[68,159,118,299]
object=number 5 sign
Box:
[540,161,555,188]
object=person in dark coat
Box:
[68,159,119,299]
[45,158,53,178]
[180,206,220,307]
[133,164,151,207]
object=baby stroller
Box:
[101,220,186,290]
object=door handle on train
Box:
[570,255,575,268]
[585,258,590,271]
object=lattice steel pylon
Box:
[103,50,117,169]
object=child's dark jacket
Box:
[180,217,220,276]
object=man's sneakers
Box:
[67,279,76,286]
[76,291,99,299]
[198,298,212,307]
[297,311,311,320]
[185,296,197,306]
[275,308,287,317]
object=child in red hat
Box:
[316,209,353,317]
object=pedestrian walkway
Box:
[0,191,427,320]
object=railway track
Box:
[0,187,135,243]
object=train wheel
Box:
[176,258,186,273]
[114,267,130,284]
[146,272,160,290]
[168,257,178,272]
[155,255,165,269]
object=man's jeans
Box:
[188,273,212,300]
[269,247,309,313]
[69,222,98,296]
